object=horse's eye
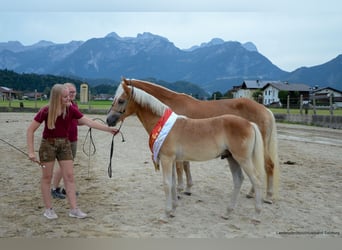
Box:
[118,99,125,105]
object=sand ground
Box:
[0,112,341,238]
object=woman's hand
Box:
[109,127,119,135]
[28,152,37,163]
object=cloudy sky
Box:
[1,0,341,72]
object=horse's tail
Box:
[251,122,266,186]
[267,109,280,200]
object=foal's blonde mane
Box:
[115,82,168,116]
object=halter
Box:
[108,85,134,116]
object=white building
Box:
[312,87,342,108]
[262,82,311,106]
[232,80,269,99]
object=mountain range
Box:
[0,32,341,93]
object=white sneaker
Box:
[69,208,87,219]
[43,208,58,219]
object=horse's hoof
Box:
[263,198,273,204]
[221,208,233,220]
[158,215,169,223]
[221,214,230,220]
[251,218,261,225]
[246,193,254,199]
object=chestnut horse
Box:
[107,81,265,223]
[124,78,279,203]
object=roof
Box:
[0,86,13,92]
[0,86,22,94]
[262,82,311,92]
[312,86,342,94]
[241,80,266,89]
[241,80,282,89]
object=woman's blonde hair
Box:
[64,82,76,90]
[47,84,68,129]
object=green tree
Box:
[208,91,223,100]
[278,91,288,106]
[252,90,263,103]
[222,90,233,99]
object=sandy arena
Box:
[0,112,341,238]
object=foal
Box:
[107,81,265,223]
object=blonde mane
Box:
[115,83,168,116]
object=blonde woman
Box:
[27,84,118,219]
[51,82,79,199]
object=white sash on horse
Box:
[152,111,178,163]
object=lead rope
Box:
[107,120,125,178]
[82,118,125,179]
[106,84,133,177]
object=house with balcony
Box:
[262,82,311,106]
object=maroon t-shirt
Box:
[34,105,83,139]
[68,101,79,142]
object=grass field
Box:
[1,99,342,116]
[0,99,111,109]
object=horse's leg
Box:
[240,159,263,223]
[246,186,255,199]
[221,157,244,220]
[171,162,178,212]
[159,158,176,223]
[183,161,193,195]
[175,161,185,193]
[264,156,274,204]
[246,155,273,204]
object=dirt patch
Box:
[0,113,341,238]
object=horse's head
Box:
[106,78,134,126]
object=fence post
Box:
[34,89,37,108]
[88,89,91,112]
[299,94,303,115]
[287,95,290,114]
[9,90,12,108]
[329,94,334,116]
[313,94,316,115]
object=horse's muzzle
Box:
[106,113,120,127]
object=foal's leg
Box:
[240,159,263,223]
[221,157,244,220]
[160,159,176,223]
[171,162,178,211]
[183,161,193,195]
[176,161,185,193]
[246,186,255,199]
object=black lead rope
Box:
[108,135,115,178]
[107,85,133,177]
[82,118,125,178]
[107,121,125,178]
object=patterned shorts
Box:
[70,141,77,159]
[39,138,73,163]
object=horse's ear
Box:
[122,77,129,85]
[122,81,130,94]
